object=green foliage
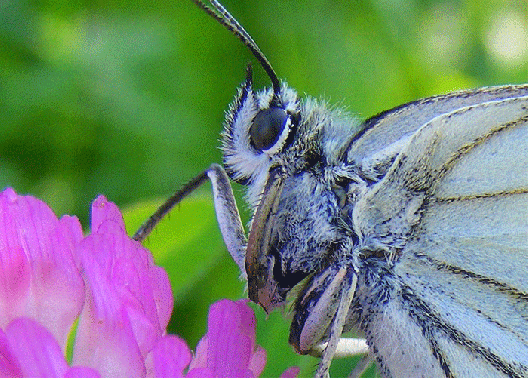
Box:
[3,0,527,376]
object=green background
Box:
[2,0,527,376]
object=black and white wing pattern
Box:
[351,88,528,377]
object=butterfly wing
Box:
[352,93,528,377]
[347,84,528,167]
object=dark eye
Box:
[250,107,289,151]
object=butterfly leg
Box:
[311,338,371,377]
[205,163,247,274]
[289,264,364,378]
[317,268,359,378]
[134,163,247,274]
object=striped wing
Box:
[347,84,528,166]
[354,94,528,377]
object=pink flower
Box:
[0,317,100,377]
[0,188,298,377]
[72,196,173,376]
[0,187,85,345]
[189,299,267,377]
[148,299,299,378]
[0,188,172,377]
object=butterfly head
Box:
[222,65,300,185]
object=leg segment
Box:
[134,163,247,274]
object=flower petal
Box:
[248,346,266,377]
[185,368,215,378]
[64,367,102,378]
[190,299,262,378]
[0,188,85,348]
[73,235,146,376]
[72,196,173,376]
[280,366,300,378]
[0,327,22,377]
[146,335,191,378]
[90,195,125,234]
[5,317,69,377]
[90,196,173,331]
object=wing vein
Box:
[399,281,528,377]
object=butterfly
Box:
[135,1,528,377]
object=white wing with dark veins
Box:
[353,92,528,377]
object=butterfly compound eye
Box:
[250,107,290,151]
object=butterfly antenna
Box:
[133,170,209,242]
[190,0,281,95]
